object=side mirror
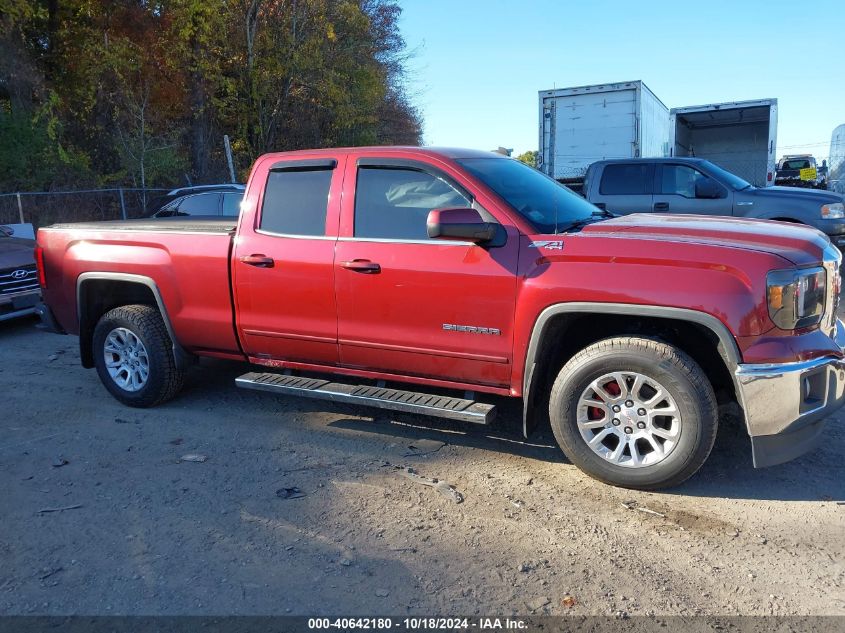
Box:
[426,208,497,243]
[695,178,724,199]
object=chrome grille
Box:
[0,264,39,296]
[822,243,841,336]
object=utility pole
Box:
[224,135,236,183]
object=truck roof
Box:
[537,80,669,111]
[259,146,508,161]
[589,157,711,166]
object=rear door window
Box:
[260,168,333,236]
[599,164,652,195]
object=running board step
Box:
[235,372,495,424]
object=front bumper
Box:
[0,290,40,322]
[736,325,845,467]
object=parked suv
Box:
[583,158,845,249]
[0,224,41,321]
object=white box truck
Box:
[829,124,845,194]
[669,99,778,187]
[538,80,670,183]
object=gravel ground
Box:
[0,315,843,617]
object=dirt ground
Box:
[1,315,843,617]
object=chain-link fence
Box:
[0,188,171,229]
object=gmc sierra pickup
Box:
[35,147,845,489]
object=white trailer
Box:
[538,80,669,182]
[829,124,845,194]
[670,99,778,187]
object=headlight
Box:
[767,267,826,330]
[821,202,844,219]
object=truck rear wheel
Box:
[93,304,186,407]
[548,336,717,490]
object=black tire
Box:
[93,304,186,407]
[548,336,717,490]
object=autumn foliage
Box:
[0,0,422,191]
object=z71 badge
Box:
[529,240,564,250]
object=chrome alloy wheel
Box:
[103,328,150,392]
[576,371,681,468]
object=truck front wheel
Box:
[548,337,718,490]
[93,304,186,407]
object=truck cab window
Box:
[661,165,705,198]
[354,167,469,240]
[260,168,333,236]
[599,164,651,195]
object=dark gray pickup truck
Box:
[583,158,845,249]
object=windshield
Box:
[457,158,597,234]
[780,159,815,170]
[700,160,753,191]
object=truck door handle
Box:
[653,202,670,212]
[240,254,275,268]
[341,259,381,273]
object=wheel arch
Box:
[76,272,194,370]
[522,303,742,438]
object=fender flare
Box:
[521,302,742,437]
[76,272,194,370]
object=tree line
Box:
[0,0,422,192]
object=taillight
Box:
[767,172,773,182]
[34,245,47,289]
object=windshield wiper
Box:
[556,210,613,234]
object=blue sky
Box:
[399,0,843,159]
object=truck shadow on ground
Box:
[0,314,41,337]
[666,418,844,502]
[186,360,843,503]
[183,357,844,503]
[328,407,843,503]
[327,411,566,465]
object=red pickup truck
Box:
[35,147,845,489]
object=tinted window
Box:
[222,192,242,216]
[661,165,705,197]
[599,164,651,195]
[457,158,597,234]
[781,159,813,170]
[175,193,220,216]
[354,167,469,240]
[260,169,333,236]
[701,160,752,191]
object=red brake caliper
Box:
[589,380,621,420]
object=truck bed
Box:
[48,217,237,234]
[38,219,240,357]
